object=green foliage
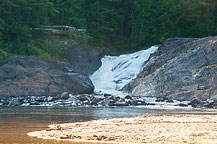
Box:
[51,0,85,28]
[0,0,217,58]
[0,24,3,47]
[29,36,64,61]
[2,24,32,55]
[0,50,8,65]
[68,30,90,45]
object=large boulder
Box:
[0,56,94,97]
[62,44,119,76]
[125,37,217,102]
[63,44,102,76]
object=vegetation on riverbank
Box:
[0,0,217,63]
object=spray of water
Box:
[90,46,158,97]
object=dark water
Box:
[0,106,217,144]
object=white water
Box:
[90,46,158,97]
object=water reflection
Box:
[0,106,217,144]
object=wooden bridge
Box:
[33,25,86,35]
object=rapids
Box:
[90,46,158,96]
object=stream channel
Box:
[1,106,217,143]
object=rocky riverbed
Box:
[0,92,190,107]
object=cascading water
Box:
[90,46,158,97]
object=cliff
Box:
[124,37,217,107]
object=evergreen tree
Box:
[0,0,216,58]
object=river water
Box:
[1,106,217,144]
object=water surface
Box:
[0,106,217,144]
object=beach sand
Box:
[28,115,217,144]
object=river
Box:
[1,106,217,143]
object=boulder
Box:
[62,44,119,76]
[0,56,94,98]
[113,101,129,106]
[62,44,102,76]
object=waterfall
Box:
[90,46,158,97]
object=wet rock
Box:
[83,100,90,105]
[113,101,129,106]
[203,99,215,108]
[35,96,46,102]
[30,102,40,105]
[90,97,101,106]
[104,93,112,97]
[146,103,156,106]
[61,92,70,100]
[114,97,121,102]
[204,103,214,108]
[75,95,87,101]
[98,98,115,106]
[93,95,105,100]
[125,95,132,99]
[126,99,137,106]
[135,100,147,105]
[189,99,202,107]
[178,103,188,107]
[206,99,214,104]
[107,96,114,100]
[166,99,174,103]
[47,96,55,102]
[8,98,21,106]
[155,97,169,102]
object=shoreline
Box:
[27,132,142,144]
[27,115,217,144]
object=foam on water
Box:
[90,46,158,97]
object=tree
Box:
[51,0,85,28]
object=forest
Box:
[0,0,216,61]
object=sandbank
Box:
[28,115,217,144]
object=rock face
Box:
[63,44,102,76]
[63,44,119,76]
[124,37,217,106]
[0,56,94,97]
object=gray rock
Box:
[8,98,21,106]
[61,92,69,100]
[178,103,188,107]
[76,94,89,101]
[126,99,137,106]
[104,93,112,97]
[62,44,102,76]
[113,101,129,106]
[0,56,94,98]
[166,99,174,103]
[62,44,119,76]
[135,100,147,105]
[90,97,102,105]
[125,37,217,104]
[155,97,169,102]
[35,96,46,102]
[47,96,55,102]
[125,95,132,99]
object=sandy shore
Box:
[28,115,217,144]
